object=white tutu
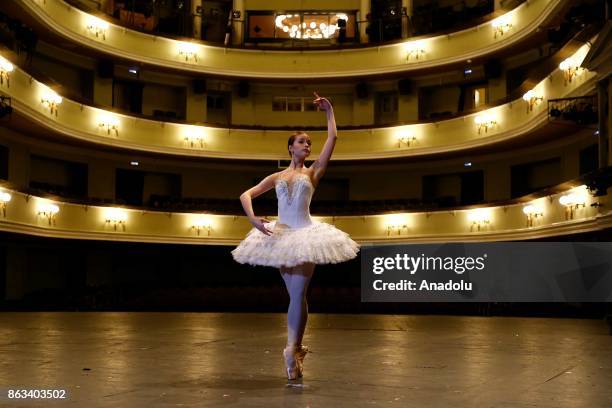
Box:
[232,220,360,268]
[232,172,360,268]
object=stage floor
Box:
[0,312,610,407]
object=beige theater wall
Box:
[16,0,563,78]
[0,43,597,160]
[0,183,609,245]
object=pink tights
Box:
[279,262,315,348]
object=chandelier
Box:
[275,13,348,39]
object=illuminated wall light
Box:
[98,113,120,136]
[178,42,199,62]
[191,216,213,236]
[558,190,586,220]
[183,126,206,148]
[105,207,128,231]
[37,202,59,225]
[491,14,513,38]
[404,41,426,61]
[522,89,544,112]
[0,191,11,217]
[559,57,585,85]
[522,204,544,227]
[474,114,497,134]
[385,213,410,236]
[0,56,14,87]
[40,89,62,116]
[468,208,491,231]
[86,16,109,40]
[396,130,416,148]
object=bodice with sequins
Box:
[275,173,314,228]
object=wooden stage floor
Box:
[0,312,610,407]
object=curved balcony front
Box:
[12,0,565,78]
[0,183,609,245]
[0,42,598,160]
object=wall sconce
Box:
[0,191,11,217]
[86,16,109,40]
[385,214,409,236]
[474,114,497,134]
[178,42,199,62]
[559,58,584,85]
[468,208,490,231]
[98,113,120,136]
[522,89,544,112]
[492,15,513,38]
[387,223,409,236]
[522,204,544,227]
[41,89,62,116]
[397,133,416,147]
[105,208,127,231]
[0,57,14,87]
[37,202,59,225]
[404,42,425,61]
[559,192,586,220]
[191,216,212,236]
[183,126,206,148]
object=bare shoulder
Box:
[268,170,285,182]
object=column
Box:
[186,83,207,123]
[231,0,245,46]
[359,0,370,43]
[401,0,412,38]
[192,0,203,39]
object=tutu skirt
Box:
[232,220,360,268]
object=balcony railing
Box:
[548,95,598,126]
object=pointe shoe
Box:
[283,346,299,380]
[296,345,310,378]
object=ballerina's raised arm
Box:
[310,91,337,185]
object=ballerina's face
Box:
[289,134,312,159]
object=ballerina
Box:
[231,92,360,380]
